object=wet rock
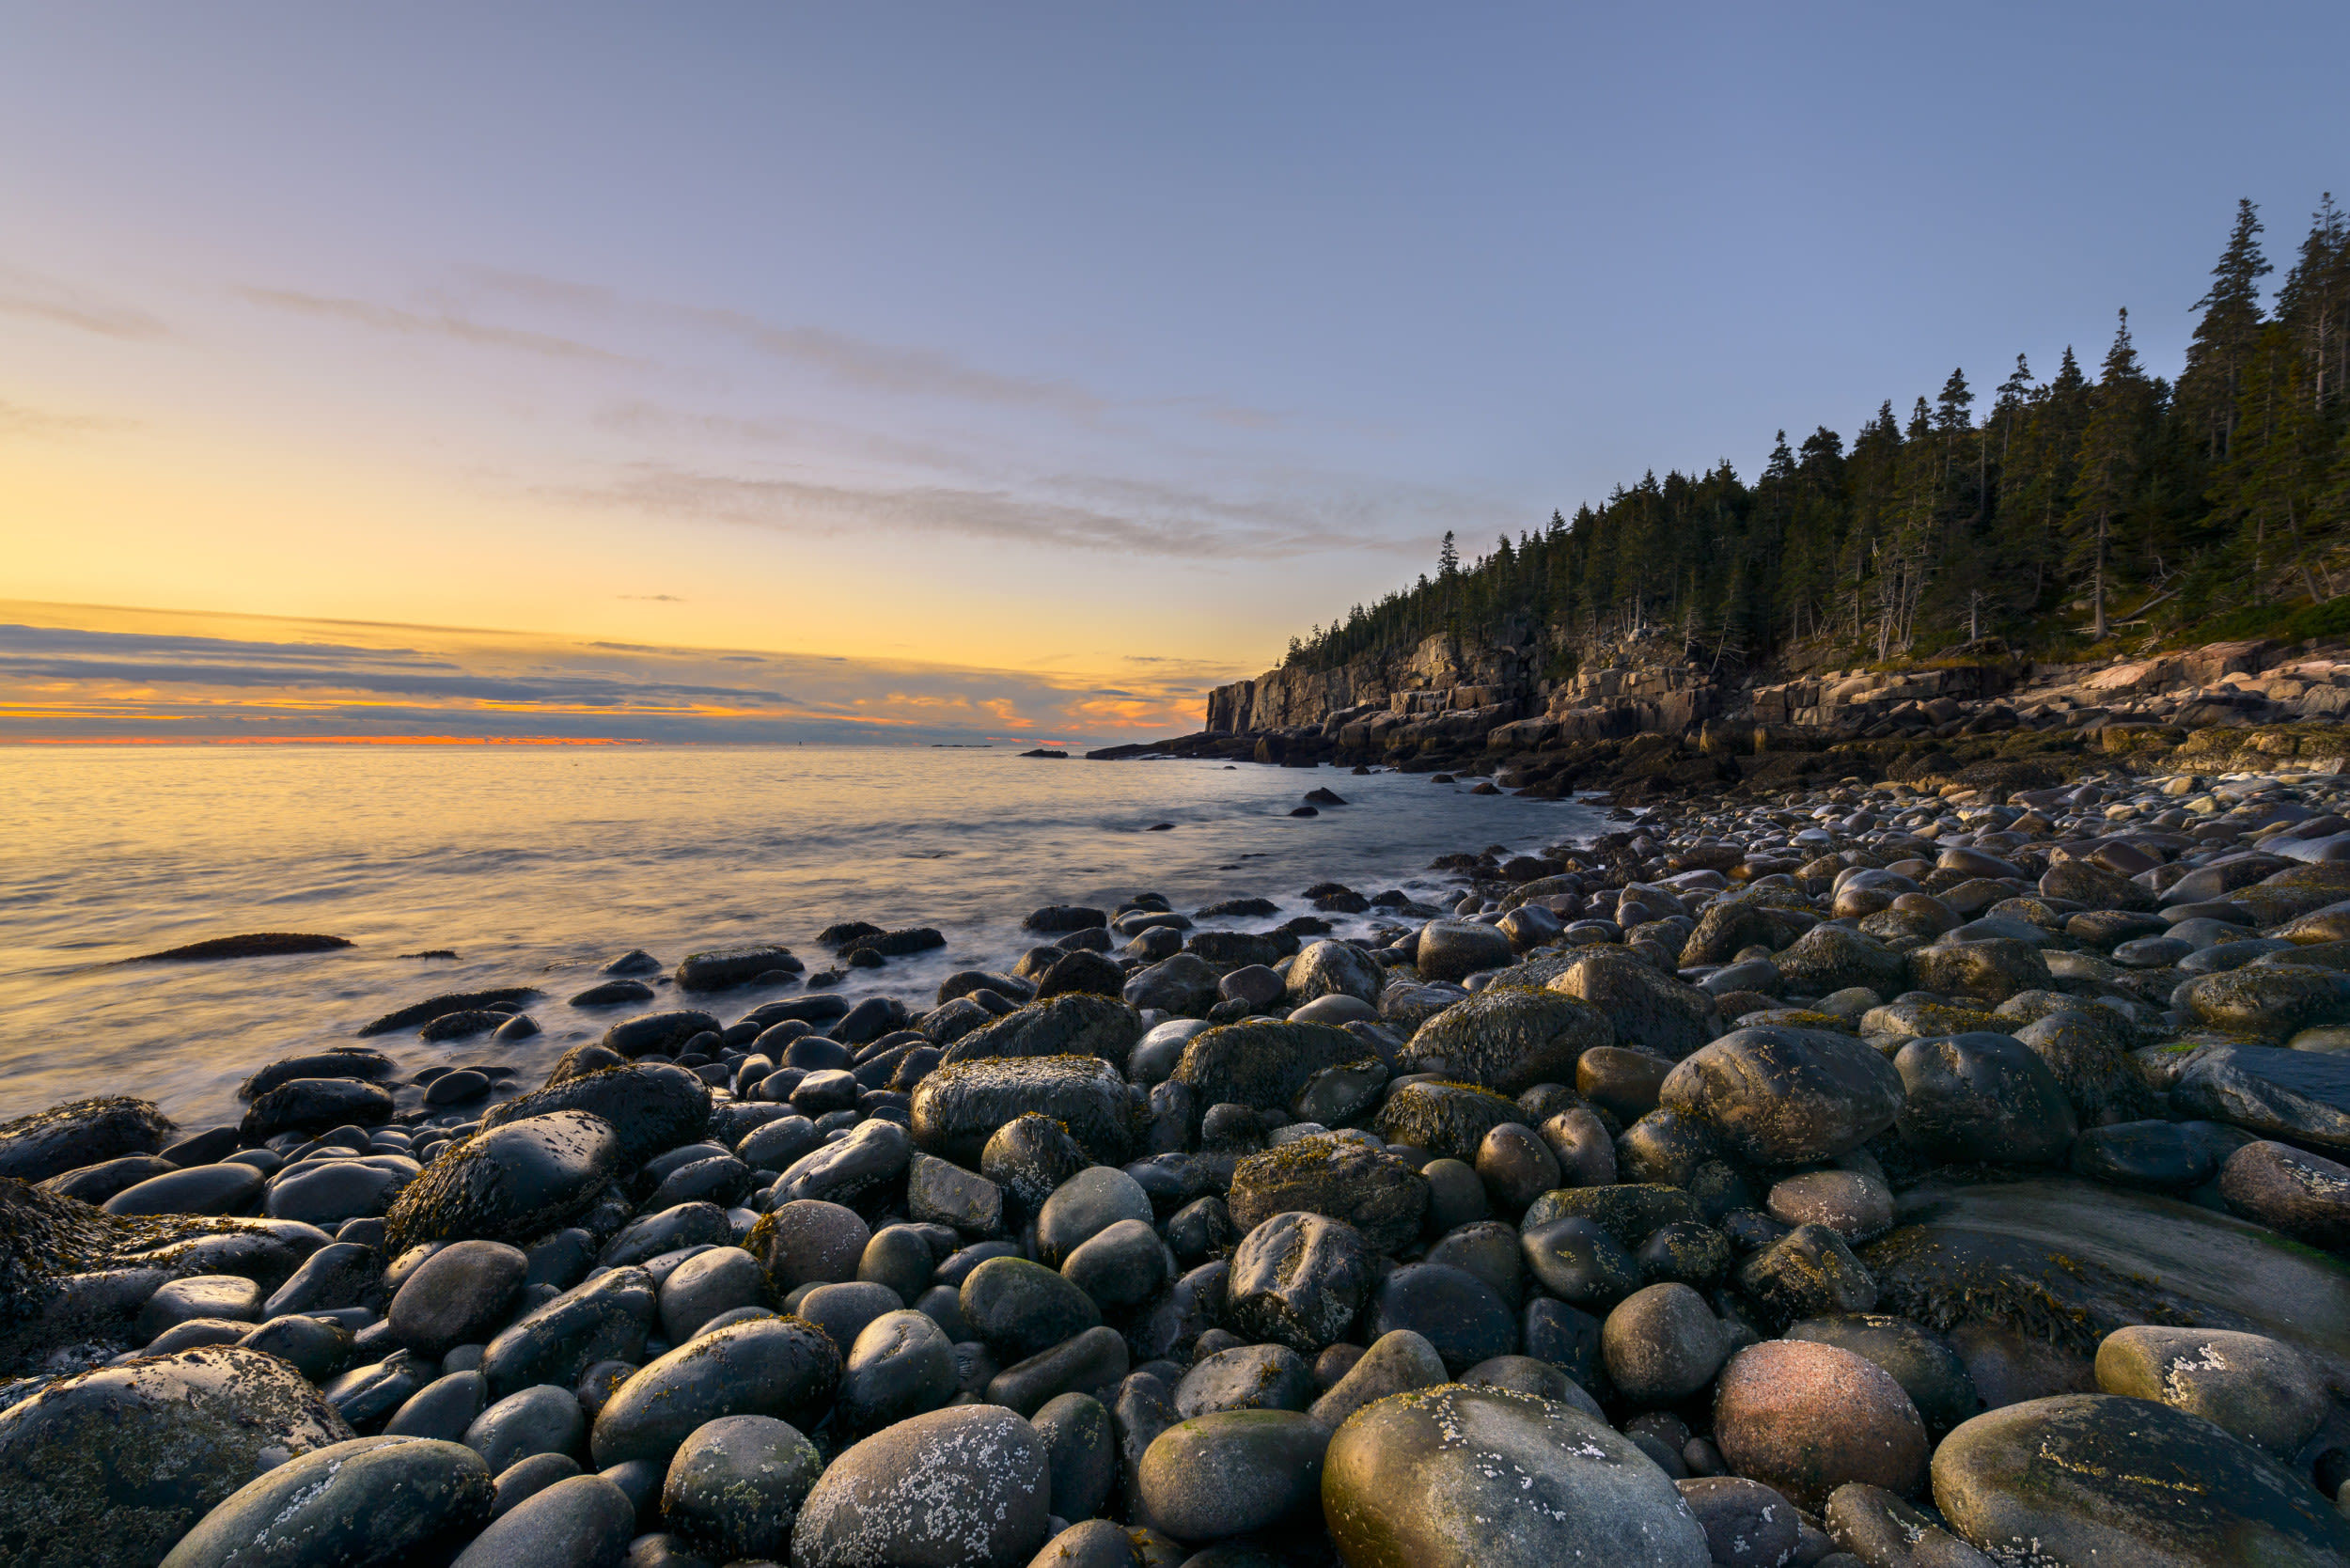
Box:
[1766,1170,1893,1244]
[590,1313,840,1468]
[384,1370,488,1443]
[238,1049,397,1100]
[1138,1408,1328,1543]
[1773,925,1911,998]
[1822,1482,1988,1568]
[792,1403,1051,1568]
[775,1118,911,1208]
[359,986,541,1037]
[655,1247,766,1342]
[1859,1177,2350,1393]
[794,1281,904,1357]
[40,1154,179,1206]
[1321,1383,1709,1568]
[602,1203,731,1270]
[2179,967,2350,1041]
[384,1111,621,1252]
[1225,1135,1427,1253]
[1546,949,1722,1059]
[602,1010,727,1057]
[1523,1183,1696,1249]
[988,1325,1131,1416]
[1713,1339,1926,1510]
[1175,1342,1314,1418]
[1930,1394,2350,1566]
[1374,1079,1520,1159]
[1061,1219,1169,1310]
[940,995,1145,1072]
[2218,1139,2350,1249]
[962,1257,1104,1361]
[1677,1475,1800,1568]
[322,1352,431,1431]
[1520,1216,1640,1308]
[912,1056,1136,1166]
[1124,954,1220,1013]
[736,1115,822,1174]
[1577,1045,1675,1122]
[836,1308,958,1433]
[1784,1313,1979,1434]
[1413,921,1515,984]
[385,1239,528,1356]
[1365,1262,1515,1372]
[1398,989,1612,1095]
[464,1382,587,1471]
[449,1471,635,1568]
[570,979,657,1007]
[1171,1020,1363,1118]
[480,1266,657,1399]
[2070,1117,2252,1191]
[1602,1282,1730,1403]
[1635,1220,1731,1289]
[1893,1032,2078,1164]
[1035,949,1126,1000]
[2008,1010,2161,1125]
[480,1063,713,1165]
[242,1078,397,1139]
[1287,939,1386,1004]
[1038,1167,1155,1266]
[0,1347,352,1565]
[1659,1027,1905,1166]
[2094,1324,2326,1458]
[1306,1327,1448,1429]
[659,1413,821,1560]
[1905,938,2053,1006]
[137,1274,263,1339]
[1736,1223,1877,1325]
[238,1312,355,1384]
[103,1161,266,1217]
[747,1200,871,1295]
[2172,1044,2350,1152]
[155,1435,493,1568]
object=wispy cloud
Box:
[238,288,638,366]
[0,606,1217,743]
[0,262,170,340]
[618,593,687,603]
[0,398,133,441]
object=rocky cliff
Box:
[1098,630,2350,801]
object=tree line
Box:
[1286,195,2350,679]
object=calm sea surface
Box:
[0,745,1603,1130]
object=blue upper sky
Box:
[3,3,2342,742]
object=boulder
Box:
[1713,1340,1928,1511]
[2093,1325,2327,1458]
[1658,1027,1905,1166]
[590,1313,840,1467]
[1223,1213,1371,1353]
[1413,921,1515,985]
[1893,1032,2078,1164]
[1905,938,2054,1005]
[1397,989,1612,1095]
[1931,1394,2350,1566]
[911,1056,1136,1166]
[2171,1044,2350,1153]
[1170,1021,1363,1119]
[1226,1135,1428,1253]
[791,1404,1051,1568]
[156,1435,493,1568]
[1773,925,1910,997]
[384,1110,622,1252]
[478,1064,712,1165]
[1545,950,1720,1059]
[937,995,1145,1072]
[0,1347,354,1568]
[1373,1079,1522,1159]
[1287,940,1387,1004]
[1321,1384,1709,1567]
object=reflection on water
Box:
[0,745,1603,1128]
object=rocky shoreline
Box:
[6,754,2350,1566]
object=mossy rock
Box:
[478,1062,712,1165]
[1373,1080,1519,1159]
[909,1054,1136,1166]
[1171,1020,1364,1119]
[1397,989,1611,1096]
[936,993,1143,1072]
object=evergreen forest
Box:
[1286,196,2350,678]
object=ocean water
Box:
[0,745,1603,1130]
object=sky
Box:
[4,3,2344,744]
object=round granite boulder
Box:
[911,1055,1135,1166]
[0,1347,355,1568]
[1322,1383,1710,1567]
[1931,1394,2350,1567]
[1398,988,1612,1095]
[1171,1020,1365,1120]
[1227,1135,1429,1254]
[1893,1032,2078,1165]
[0,1097,176,1184]
[1288,939,1388,1004]
[1374,1079,1522,1160]
[478,1062,713,1165]
[936,994,1144,1072]
[384,1110,622,1252]
[590,1313,841,1468]
[791,1403,1051,1568]
[1659,1027,1905,1166]
[660,1413,822,1560]
[1713,1340,1927,1511]
[158,1435,493,1568]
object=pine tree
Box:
[2178,198,2272,461]
[1437,531,1459,577]
[2065,310,2152,639]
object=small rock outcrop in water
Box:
[122,933,353,963]
[13,758,2350,1566]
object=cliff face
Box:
[1206,631,1535,733]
